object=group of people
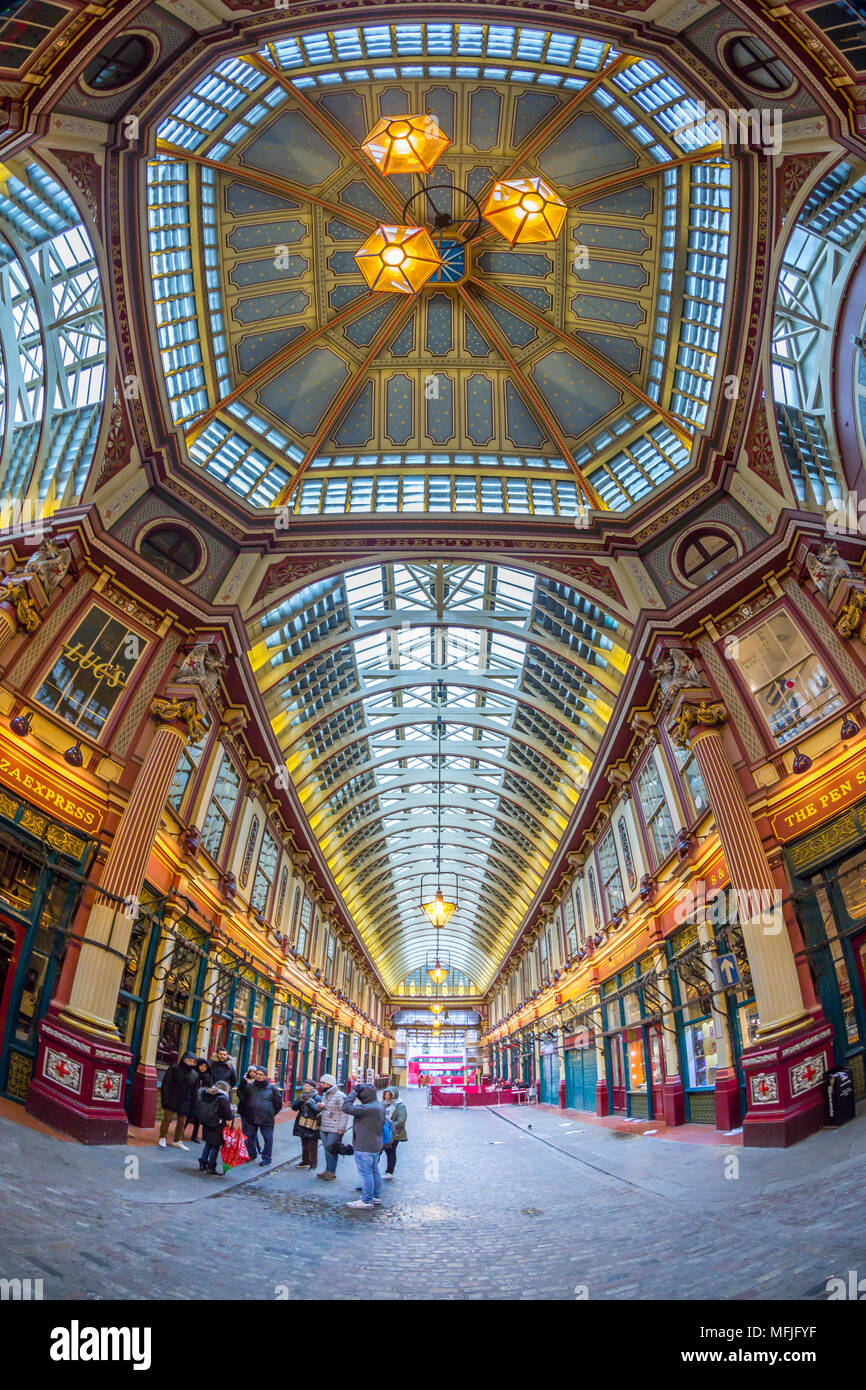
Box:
[157,1050,407,1206]
[290,1076,407,1207]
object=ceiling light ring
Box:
[400,183,484,242]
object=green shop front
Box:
[0,791,95,1104]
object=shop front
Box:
[787,800,866,1099]
[601,958,665,1120]
[539,1041,560,1105]
[0,794,95,1103]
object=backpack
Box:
[197,1091,223,1129]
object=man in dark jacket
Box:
[342,1083,385,1209]
[208,1048,237,1093]
[238,1065,282,1165]
[158,1051,198,1149]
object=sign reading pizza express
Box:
[0,735,104,831]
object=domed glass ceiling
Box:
[145,20,733,517]
[251,559,630,990]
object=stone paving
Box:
[1,1088,865,1300]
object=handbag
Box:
[382,1117,393,1145]
[298,1110,319,1131]
[219,1125,250,1172]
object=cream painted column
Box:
[60,691,207,1038]
[669,698,808,1040]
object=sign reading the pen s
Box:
[771,750,866,842]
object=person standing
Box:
[196,1080,234,1174]
[316,1074,350,1181]
[208,1048,237,1094]
[239,1065,282,1166]
[291,1080,321,1169]
[185,1058,212,1143]
[342,1084,385,1209]
[380,1087,407,1179]
[157,1051,198,1149]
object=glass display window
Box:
[626,1030,646,1090]
[201,751,242,860]
[34,606,149,739]
[597,830,625,917]
[730,609,842,746]
[682,1008,718,1088]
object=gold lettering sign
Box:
[0,732,104,832]
[771,749,866,843]
[61,641,130,689]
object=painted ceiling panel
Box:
[147,26,731,508]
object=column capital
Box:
[151,688,209,743]
[668,695,727,749]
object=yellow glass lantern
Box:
[421,888,457,930]
[355,224,442,294]
[427,960,448,986]
[482,176,567,246]
[361,114,450,175]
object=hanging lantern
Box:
[431,1004,443,1014]
[482,176,567,246]
[355,224,442,294]
[420,887,457,929]
[361,114,450,175]
[427,959,448,985]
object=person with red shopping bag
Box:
[195,1080,239,1175]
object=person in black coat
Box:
[185,1059,212,1142]
[237,1065,282,1166]
[158,1051,198,1149]
[208,1049,237,1093]
[291,1080,322,1169]
[196,1081,234,1174]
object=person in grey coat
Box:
[342,1083,385,1209]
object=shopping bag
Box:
[220,1125,250,1172]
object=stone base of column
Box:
[127,1063,159,1129]
[662,1075,685,1127]
[25,1009,131,1144]
[741,1014,833,1148]
[714,1068,742,1131]
[595,1077,609,1116]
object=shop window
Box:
[626,1031,646,1090]
[0,838,41,914]
[675,528,741,587]
[682,1009,719,1088]
[598,831,625,919]
[168,734,205,813]
[156,925,206,1067]
[722,33,795,92]
[251,829,278,914]
[730,609,843,746]
[114,896,158,1048]
[636,755,677,864]
[672,740,708,819]
[83,34,156,92]
[34,606,148,739]
[201,750,241,859]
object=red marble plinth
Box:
[741,1014,831,1147]
[662,1075,685,1127]
[25,1009,131,1144]
[595,1077,609,1116]
[714,1068,742,1131]
[127,1063,159,1129]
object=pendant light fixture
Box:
[422,679,458,985]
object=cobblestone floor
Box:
[2,1089,865,1300]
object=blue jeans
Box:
[245,1123,274,1163]
[354,1150,382,1204]
[322,1135,342,1172]
[201,1142,220,1170]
